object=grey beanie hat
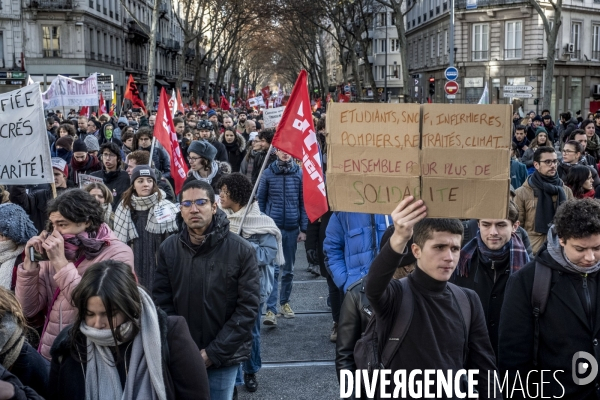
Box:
[0,203,37,245]
[130,165,157,185]
[188,140,217,162]
[84,135,100,153]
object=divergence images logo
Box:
[572,351,599,386]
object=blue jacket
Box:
[245,232,277,304]
[510,159,527,189]
[323,212,391,292]
[257,161,308,232]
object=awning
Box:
[156,79,169,87]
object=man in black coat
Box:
[499,198,600,399]
[153,179,259,400]
[364,197,500,398]
[452,202,530,359]
[90,143,130,208]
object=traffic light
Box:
[429,77,435,96]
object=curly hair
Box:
[58,123,77,138]
[554,199,600,241]
[46,189,106,233]
[217,173,253,207]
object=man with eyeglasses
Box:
[90,142,131,208]
[154,179,259,400]
[515,146,573,254]
[570,129,598,170]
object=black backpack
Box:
[354,278,472,373]
[531,261,552,366]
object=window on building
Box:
[378,65,385,80]
[472,23,489,61]
[444,30,448,55]
[390,39,399,52]
[593,25,600,60]
[391,12,397,25]
[378,39,387,53]
[430,36,435,59]
[42,26,61,57]
[389,65,399,79]
[505,21,522,59]
[437,32,441,56]
[571,22,581,59]
[0,32,3,67]
[378,12,387,26]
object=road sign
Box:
[444,81,459,95]
[97,75,113,83]
[446,94,456,99]
[444,67,459,81]
[503,85,533,92]
[503,92,533,98]
[98,83,114,91]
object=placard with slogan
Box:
[263,106,285,129]
[326,103,421,215]
[0,83,53,185]
[421,104,511,218]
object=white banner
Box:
[42,74,99,110]
[78,173,104,188]
[0,83,53,184]
[248,96,266,108]
[263,106,286,129]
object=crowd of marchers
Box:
[0,103,599,400]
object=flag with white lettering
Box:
[271,70,327,222]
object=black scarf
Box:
[277,159,293,174]
[528,171,566,234]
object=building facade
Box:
[0,0,27,93]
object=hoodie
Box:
[113,116,129,141]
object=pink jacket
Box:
[15,230,134,360]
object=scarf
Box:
[62,223,112,261]
[0,241,24,290]
[547,226,600,274]
[528,171,567,234]
[80,288,166,400]
[0,314,24,370]
[191,160,219,184]
[277,159,293,174]
[587,133,600,152]
[457,232,530,277]
[222,202,285,265]
[113,190,178,243]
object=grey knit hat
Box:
[84,135,100,153]
[130,165,157,185]
[188,140,217,162]
[0,204,37,245]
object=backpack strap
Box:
[448,283,472,365]
[531,261,552,367]
[380,278,414,367]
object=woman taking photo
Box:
[565,165,596,199]
[0,204,37,291]
[48,260,209,400]
[113,166,178,291]
[218,128,246,172]
[83,182,115,229]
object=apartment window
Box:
[593,25,600,60]
[42,26,61,57]
[389,65,399,79]
[444,30,448,55]
[505,21,522,59]
[430,36,435,59]
[571,22,581,59]
[391,12,397,25]
[390,39,399,52]
[378,39,387,53]
[472,23,489,60]
[378,65,385,80]
[89,0,93,7]
[437,32,441,56]
[378,12,387,26]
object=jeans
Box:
[235,301,264,384]
[326,272,344,323]
[206,364,239,400]
[266,227,299,313]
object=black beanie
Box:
[130,165,157,185]
[72,139,87,153]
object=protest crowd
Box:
[1,69,600,400]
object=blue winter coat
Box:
[257,161,308,232]
[323,212,391,292]
[245,232,277,304]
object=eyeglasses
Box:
[101,153,117,159]
[188,156,202,162]
[180,199,210,208]
[562,149,577,154]
[539,159,559,166]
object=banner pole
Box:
[51,183,57,199]
[148,137,156,167]
[237,143,273,235]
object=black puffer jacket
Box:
[153,210,259,368]
[89,169,131,208]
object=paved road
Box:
[238,242,341,400]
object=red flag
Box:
[109,104,116,117]
[176,89,185,114]
[99,92,107,114]
[199,100,207,111]
[124,75,146,113]
[79,106,89,117]
[249,89,256,99]
[154,88,189,194]
[337,93,350,103]
[209,98,217,109]
[271,70,327,222]
[261,86,270,99]
[220,96,230,111]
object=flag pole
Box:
[148,137,156,167]
[237,143,273,235]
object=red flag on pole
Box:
[271,70,327,222]
[249,89,256,99]
[220,95,231,111]
[99,92,107,114]
[209,98,217,109]
[199,100,207,111]
[79,106,89,117]
[176,89,185,114]
[261,86,270,99]
[124,75,146,113]
[154,88,189,194]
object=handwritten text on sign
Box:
[0,83,53,185]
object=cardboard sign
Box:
[326,103,512,219]
[263,106,285,128]
[42,74,98,110]
[78,173,104,188]
[326,103,421,215]
[0,83,53,185]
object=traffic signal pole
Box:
[449,0,455,103]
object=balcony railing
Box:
[30,0,72,9]
[43,49,62,57]
[457,0,527,7]
[570,50,581,60]
[472,50,488,60]
[592,51,600,61]
[504,48,522,59]
[127,19,150,42]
